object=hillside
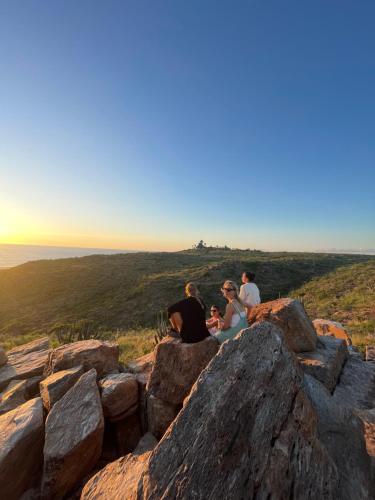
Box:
[292,260,375,347]
[0,249,373,344]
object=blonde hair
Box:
[185,282,204,309]
[223,280,246,309]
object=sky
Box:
[0,0,374,252]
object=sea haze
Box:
[0,244,134,268]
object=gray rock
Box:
[41,369,104,499]
[81,432,157,500]
[99,373,138,419]
[366,346,375,362]
[127,351,154,375]
[297,336,348,391]
[44,339,119,377]
[146,336,218,405]
[40,365,84,411]
[0,348,51,391]
[143,322,338,499]
[147,394,180,440]
[304,374,374,500]
[0,379,28,415]
[248,297,317,352]
[0,347,7,367]
[333,353,375,409]
[0,398,44,500]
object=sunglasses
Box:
[222,287,235,292]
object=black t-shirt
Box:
[168,296,210,344]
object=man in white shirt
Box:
[239,272,261,318]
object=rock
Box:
[333,353,375,410]
[40,365,84,411]
[248,298,317,352]
[81,433,157,500]
[0,347,7,367]
[41,369,104,499]
[44,339,119,378]
[143,322,338,499]
[356,408,375,479]
[297,336,348,391]
[128,352,155,433]
[114,412,142,456]
[0,348,51,391]
[313,319,352,345]
[7,337,50,357]
[146,336,219,405]
[147,394,180,440]
[25,375,44,398]
[366,346,375,362]
[0,398,44,500]
[304,375,373,500]
[99,373,138,419]
[127,351,154,375]
[0,379,28,415]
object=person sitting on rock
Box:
[239,271,261,318]
[168,282,210,344]
[214,280,248,344]
[206,305,224,335]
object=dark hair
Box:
[243,271,256,282]
[210,304,221,314]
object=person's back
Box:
[168,283,210,344]
[240,281,261,307]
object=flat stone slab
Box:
[99,373,138,419]
[298,336,348,392]
[7,337,50,357]
[0,380,28,416]
[0,349,51,391]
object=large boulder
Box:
[99,373,138,420]
[127,351,154,377]
[0,347,7,367]
[147,394,180,440]
[333,353,375,410]
[41,369,104,499]
[304,375,373,499]
[0,398,44,500]
[313,319,352,345]
[128,352,155,433]
[40,365,84,411]
[0,348,51,391]
[7,337,50,357]
[297,336,348,391]
[0,379,28,415]
[81,433,157,500]
[142,322,338,499]
[147,336,219,405]
[44,340,119,378]
[248,298,317,352]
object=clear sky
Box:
[1,0,374,251]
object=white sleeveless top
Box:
[230,301,247,327]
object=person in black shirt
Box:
[168,282,210,344]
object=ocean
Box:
[0,244,131,269]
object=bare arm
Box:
[222,303,234,330]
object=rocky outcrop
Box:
[7,337,50,356]
[0,379,28,415]
[0,398,44,500]
[297,336,348,391]
[128,352,154,433]
[147,394,180,440]
[40,365,84,411]
[81,433,158,500]
[333,353,375,410]
[313,319,352,345]
[127,352,154,376]
[304,375,373,499]
[147,336,218,405]
[248,298,317,352]
[100,373,138,420]
[0,347,7,367]
[41,369,104,499]
[44,340,119,377]
[0,348,51,391]
[356,409,375,467]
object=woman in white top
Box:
[239,272,261,318]
[214,280,248,344]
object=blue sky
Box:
[0,0,374,251]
